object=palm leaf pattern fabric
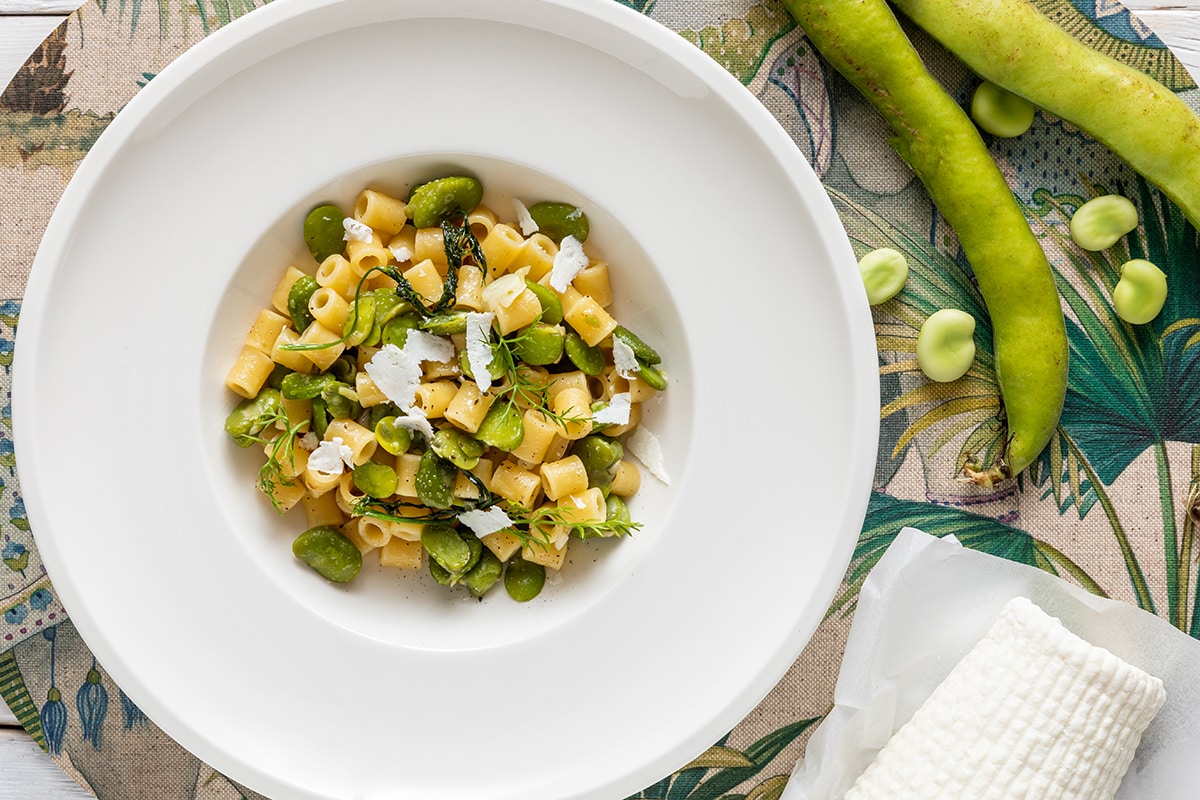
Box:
[1,0,1198,797]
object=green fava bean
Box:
[292,525,362,583]
[1112,259,1168,325]
[474,402,525,451]
[916,309,977,383]
[581,494,631,540]
[459,347,506,382]
[605,493,631,524]
[612,326,661,365]
[287,275,319,332]
[422,524,473,574]
[525,280,564,324]
[342,295,377,347]
[460,534,483,576]
[328,354,356,384]
[422,524,476,575]
[429,558,453,586]
[431,428,486,470]
[352,462,398,499]
[265,363,290,391]
[371,290,412,329]
[224,388,284,447]
[513,323,565,366]
[374,416,414,456]
[573,435,623,490]
[1070,195,1139,252]
[527,202,590,244]
[970,81,1035,138]
[415,450,457,509]
[504,556,546,602]
[857,247,909,305]
[303,204,345,263]
[636,363,669,392]
[320,381,360,421]
[420,311,470,335]
[381,312,421,348]
[462,548,503,598]
[310,397,329,438]
[564,331,606,376]
[406,176,484,228]
[280,372,335,401]
[366,402,400,430]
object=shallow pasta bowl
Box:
[13,1,878,798]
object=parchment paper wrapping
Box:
[783,527,1200,799]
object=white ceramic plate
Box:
[14,1,878,798]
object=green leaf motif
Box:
[827,493,1105,621]
[627,718,818,800]
[679,5,796,85]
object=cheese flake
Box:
[392,410,435,442]
[457,506,515,537]
[592,392,631,426]
[465,311,496,393]
[549,235,589,292]
[627,427,670,484]
[512,198,539,236]
[389,244,412,263]
[612,336,640,380]
[299,432,320,451]
[401,329,455,365]
[365,344,423,410]
[482,270,529,311]
[309,436,354,475]
[343,218,373,243]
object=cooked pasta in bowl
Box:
[214,160,684,625]
[13,1,878,798]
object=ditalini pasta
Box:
[223,175,668,601]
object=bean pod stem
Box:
[783,0,1068,484]
[890,0,1200,231]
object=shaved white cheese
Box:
[389,244,412,263]
[343,218,373,243]
[592,392,631,426]
[365,344,423,410]
[392,411,435,442]
[299,432,320,451]
[457,506,514,537]
[627,427,669,484]
[401,329,455,364]
[612,336,640,379]
[465,311,496,393]
[512,198,539,236]
[549,235,589,292]
[482,270,529,311]
[309,436,354,475]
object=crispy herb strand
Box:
[241,409,308,514]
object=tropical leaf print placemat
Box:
[2,1,1198,798]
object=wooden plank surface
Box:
[0,728,95,798]
[0,13,66,93]
[0,0,80,14]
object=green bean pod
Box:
[889,0,1200,231]
[783,0,1068,484]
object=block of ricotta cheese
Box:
[843,596,1165,799]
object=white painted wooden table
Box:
[1,0,1199,796]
